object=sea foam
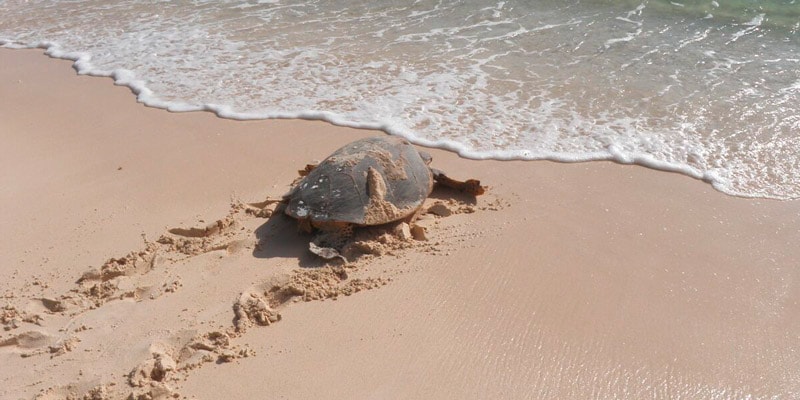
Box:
[1,0,798,199]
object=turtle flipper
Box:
[297,163,318,177]
[309,242,347,263]
[309,223,353,261]
[288,163,320,187]
[431,169,486,196]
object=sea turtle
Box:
[281,136,484,254]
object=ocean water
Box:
[1,0,798,199]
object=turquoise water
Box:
[593,0,800,28]
[1,0,798,199]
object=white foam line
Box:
[676,27,711,51]
[779,80,800,94]
[626,3,646,18]
[727,14,764,44]
[604,28,642,50]
[0,39,791,201]
[615,17,642,26]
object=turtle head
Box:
[418,150,433,165]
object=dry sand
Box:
[2,48,799,400]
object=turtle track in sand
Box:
[2,189,504,400]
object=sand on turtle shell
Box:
[363,167,417,225]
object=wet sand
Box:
[2,48,799,399]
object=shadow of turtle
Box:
[251,208,328,269]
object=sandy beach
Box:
[2,48,800,399]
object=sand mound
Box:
[124,330,254,399]
[273,265,389,303]
[233,290,282,332]
[34,383,115,400]
[158,214,241,256]
[2,305,43,331]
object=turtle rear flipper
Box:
[309,223,353,261]
[309,242,347,262]
[431,169,486,196]
[310,220,354,247]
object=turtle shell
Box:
[284,136,433,226]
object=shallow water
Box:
[1,0,798,198]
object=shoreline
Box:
[2,48,799,399]
[2,41,791,201]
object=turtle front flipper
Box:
[297,163,318,177]
[431,169,486,196]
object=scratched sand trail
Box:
[2,49,800,399]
